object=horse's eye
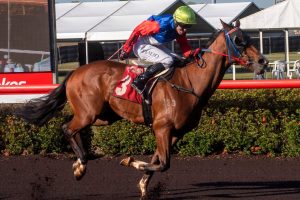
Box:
[233,36,246,47]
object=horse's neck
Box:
[206,35,231,85]
[185,33,229,98]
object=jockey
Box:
[119,5,201,94]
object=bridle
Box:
[224,27,247,65]
[197,27,249,66]
[166,27,251,99]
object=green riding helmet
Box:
[173,6,197,25]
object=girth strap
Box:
[160,77,201,99]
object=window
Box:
[0,0,54,85]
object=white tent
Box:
[190,2,260,29]
[240,0,300,30]
[87,0,179,41]
[55,2,80,19]
[55,0,215,41]
[240,0,300,76]
[56,1,127,40]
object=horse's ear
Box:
[234,19,240,28]
[220,19,230,31]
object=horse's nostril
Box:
[258,58,265,64]
[258,57,269,66]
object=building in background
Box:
[0,0,55,87]
[0,0,50,73]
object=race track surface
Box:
[0,155,300,200]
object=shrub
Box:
[92,120,154,155]
[0,89,299,157]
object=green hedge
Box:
[0,89,299,157]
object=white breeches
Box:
[133,37,175,68]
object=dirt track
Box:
[0,154,300,200]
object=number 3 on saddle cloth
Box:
[112,65,145,104]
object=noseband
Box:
[224,27,246,64]
[199,28,248,66]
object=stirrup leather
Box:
[131,81,144,94]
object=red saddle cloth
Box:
[112,65,145,104]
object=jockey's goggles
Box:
[177,22,192,29]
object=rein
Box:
[196,28,247,66]
[166,28,248,98]
[107,45,123,60]
[201,48,247,65]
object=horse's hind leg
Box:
[63,122,87,180]
[63,113,97,180]
[65,83,106,179]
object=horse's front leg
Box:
[121,127,171,171]
[121,127,171,199]
[138,151,159,198]
[120,133,176,198]
[139,136,180,198]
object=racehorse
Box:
[18,20,268,198]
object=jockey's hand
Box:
[119,49,129,60]
[191,48,201,59]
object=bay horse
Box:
[18,20,268,198]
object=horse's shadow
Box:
[147,181,300,200]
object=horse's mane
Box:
[205,29,223,48]
[179,29,224,67]
[182,29,224,67]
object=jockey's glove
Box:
[119,49,129,60]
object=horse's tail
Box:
[17,71,74,126]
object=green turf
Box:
[265,52,300,62]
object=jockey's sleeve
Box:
[176,35,192,58]
[123,20,160,54]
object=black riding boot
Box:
[131,63,165,94]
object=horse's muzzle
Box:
[258,56,269,66]
[253,56,269,75]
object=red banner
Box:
[0,72,53,86]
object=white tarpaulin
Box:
[191,2,260,29]
[56,0,215,41]
[56,1,127,40]
[240,0,300,78]
[240,0,300,30]
[55,2,80,19]
[87,0,178,41]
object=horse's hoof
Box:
[72,161,80,170]
[120,157,134,167]
[73,163,86,181]
[140,193,149,200]
[138,180,148,199]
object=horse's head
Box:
[221,19,268,75]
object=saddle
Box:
[112,65,174,127]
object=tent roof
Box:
[240,0,300,30]
[56,1,127,39]
[55,0,215,41]
[56,2,80,19]
[190,2,260,29]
